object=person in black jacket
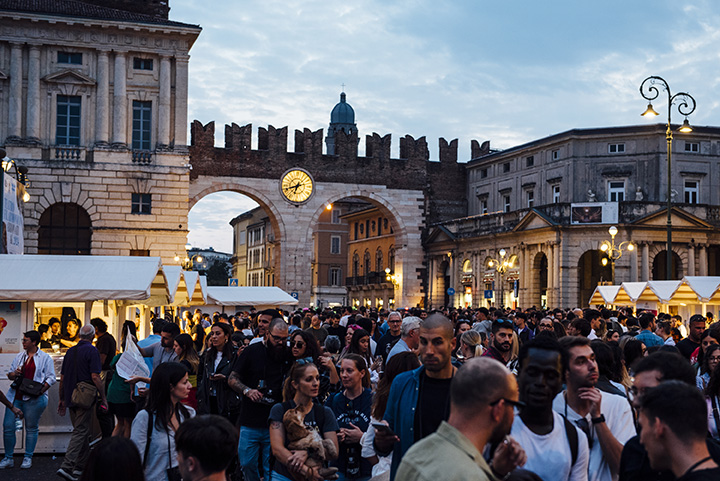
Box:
[197,323,239,419]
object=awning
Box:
[0,255,164,301]
[613,282,650,304]
[589,285,620,305]
[206,286,298,308]
[682,277,720,303]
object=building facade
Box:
[229,206,277,286]
[0,1,200,261]
[426,124,720,309]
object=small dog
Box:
[283,406,339,480]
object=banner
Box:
[2,174,24,254]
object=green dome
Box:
[330,92,355,124]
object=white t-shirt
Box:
[553,391,636,481]
[511,410,590,481]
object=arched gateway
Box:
[188,121,466,307]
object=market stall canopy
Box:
[0,255,166,302]
[206,286,298,308]
[589,285,621,305]
[613,282,651,304]
[681,277,720,303]
[173,270,206,306]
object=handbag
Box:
[19,378,44,397]
[71,381,98,409]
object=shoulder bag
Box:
[70,348,98,408]
[11,354,44,397]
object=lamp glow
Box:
[679,118,693,133]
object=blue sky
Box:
[179,0,720,253]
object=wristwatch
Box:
[243,387,251,396]
[591,414,606,424]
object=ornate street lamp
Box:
[384,267,400,286]
[0,148,30,254]
[599,226,634,284]
[639,76,696,279]
[175,243,204,270]
[487,248,513,308]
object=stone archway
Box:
[531,252,548,308]
[652,250,683,280]
[577,250,612,307]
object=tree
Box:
[205,259,231,286]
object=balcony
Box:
[345,272,392,288]
[132,150,153,163]
[54,145,85,161]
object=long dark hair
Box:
[290,330,322,361]
[372,351,420,420]
[174,333,200,374]
[706,355,720,397]
[702,344,720,376]
[341,353,371,389]
[347,328,372,365]
[282,361,318,402]
[120,320,137,351]
[207,322,234,360]
[144,362,190,431]
[79,437,145,481]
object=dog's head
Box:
[283,407,309,440]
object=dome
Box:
[330,92,355,124]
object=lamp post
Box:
[600,226,635,284]
[487,248,513,308]
[0,148,30,254]
[175,244,204,270]
[639,76,696,280]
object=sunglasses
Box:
[539,323,554,329]
[290,341,305,348]
[489,398,526,410]
[495,319,514,327]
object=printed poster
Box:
[0,302,22,354]
[2,174,24,254]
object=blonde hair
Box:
[460,330,484,358]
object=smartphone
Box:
[372,423,396,437]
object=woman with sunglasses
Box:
[290,330,340,402]
[326,354,373,481]
[196,323,238,418]
[697,344,720,391]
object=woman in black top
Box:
[290,330,340,402]
[173,333,200,410]
[197,323,238,418]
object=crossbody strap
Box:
[711,396,720,438]
[144,411,153,469]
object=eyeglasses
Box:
[489,398,526,410]
[708,356,720,362]
[539,324,554,330]
[290,341,305,348]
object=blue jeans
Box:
[3,394,48,459]
[238,426,271,481]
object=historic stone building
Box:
[425,124,720,309]
[0,0,200,260]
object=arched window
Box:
[376,248,384,272]
[352,252,359,278]
[38,203,91,255]
[388,246,395,273]
[363,250,371,278]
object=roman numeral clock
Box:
[280,168,315,205]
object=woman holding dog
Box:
[326,354,373,481]
[268,360,339,481]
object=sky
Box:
[178,0,720,253]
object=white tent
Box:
[206,286,298,309]
[0,254,166,301]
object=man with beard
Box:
[553,336,635,481]
[139,322,180,370]
[483,319,514,365]
[512,336,590,481]
[229,318,292,481]
[676,314,706,361]
[396,357,526,481]
[248,309,278,345]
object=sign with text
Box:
[2,175,24,254]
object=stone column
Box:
[26,46,40,142]
[641,243,650,281]
[112,51,127,146]
[688,244,696,276]
[95,51,110,144]
[8,43,23,139]
[547,244,555,307]
[427,256,435,309]
[158,55,171,147]
[553,241,561,305]
[174,55,190,147]
[699,244,708,276]
[630,246,639,282]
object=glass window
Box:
[552,185,561,203]
[330,236,341,254]
[502,162,510,173]
[685,142,699,153]
[330,268,342,286]
[552,149,559,160]
[481,199,488,215]
[503,195,511,212]
[684,180,699,204]
[56,95,81,146]
[526,156,534,167]
[608,143,625,153]
[58,52,82,64]
[527,189,534,208]
[480,168,488,178]
[131,193,151,214]
[608,181,625,202]
[133,57,153,70]
[38,203,91,255]
[331,209,342,224]
[132,100,152,150]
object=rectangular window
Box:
[608,143,625,153]
[526,156,534,168]
[502,162,510,173]
[58,51,82,64]
[608,181,625,202]
[129,249,150,256]
[527,190,535,208]
[330,268,342,286]
[56,95,81,146]
[132,100,152,150]
[480,168,488,179]
[131,193,152,214]
[330,236,341,254]
[480,199,488,215]
[133,57,154,70]
[684,142,700,153]
[684,180,699,204]
[552,185,561,204]
[503,195,511,213]
[552,149,559,160]
[331,209,342,224]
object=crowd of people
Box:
[3,304,720,481]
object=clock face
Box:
[280,169,314,204]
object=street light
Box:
[384,267,400,286]
[487,248,513,308]
[0,148,30,254]
[176,244,204,270]
[599,225,634,284]
[640,76,696,279]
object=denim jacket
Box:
[383,365,424,481]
